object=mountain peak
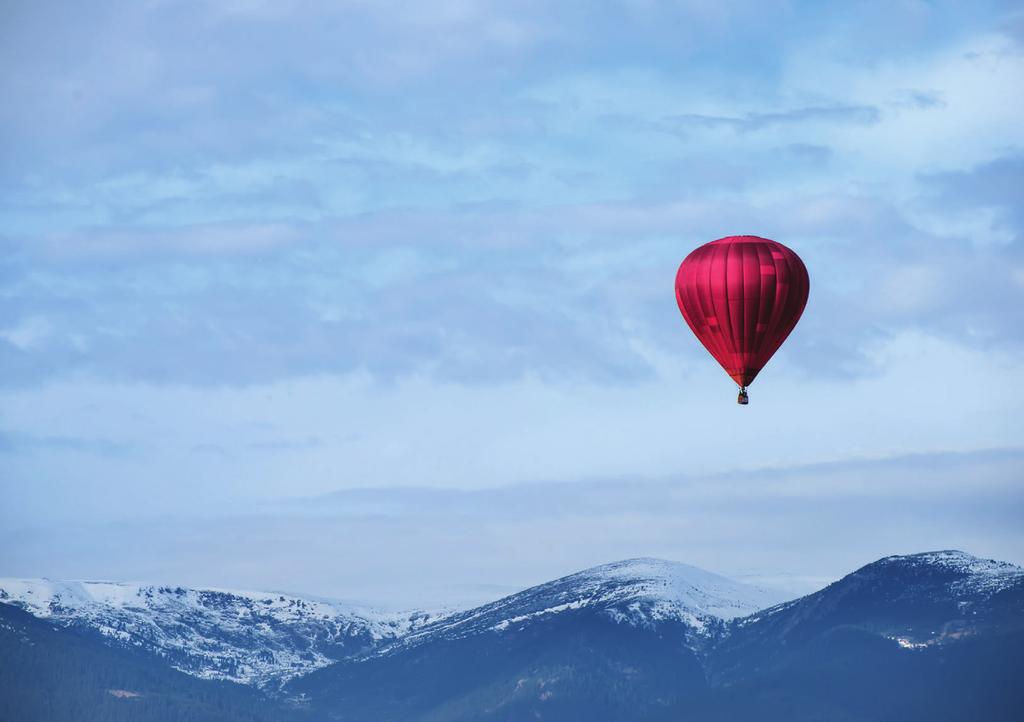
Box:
[860,551,1024,597]
[738,549,1024,638]
[561,557,786,620]
[389,558,788,653]
[583,556,704,571]
[879,550,1022,573]
[574,556,725,581]
[525,557,791,623]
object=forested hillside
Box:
[0,604,300,722]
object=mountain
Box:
[389,557,787,651]
[0,578,447,688]
[691,550,1024,722]
[2,551,1023,722]
[0,602,302,722]
[716,549,1024,674]
[287,551,1024,722]
[284,559,790,721]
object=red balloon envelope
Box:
[674,235,809,402]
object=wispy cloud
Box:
[663,105,882,133]
[0,430,134,457]
[920,151,1024,243]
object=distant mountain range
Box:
[2,550,1022,721]
[0,577,446,687]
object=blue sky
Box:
[1,0,1022,606]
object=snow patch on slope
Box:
[0,578,447,686]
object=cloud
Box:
[919,151,1024,244]
[1002,9,1024,46]
[0,430,134,457]
[782,143,833,164]
[2,448,1021,606]
[5,0,1004,191]
[27,222,305,261]
[0,1,774,184]
[663,105,882,133]
[3,158,1024,390]
[891,89,947,110]
[0,237,661,388]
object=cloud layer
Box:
[1,1,1022,592]
[3,2,1022,389]
[2,448,1020,606]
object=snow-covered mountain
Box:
[711,548,1024,694]
[4,550,1019,703]
[0,559,785,688]
[4,551,1022,721]
[388,557,788,654]
[0,578,447,687]
[372,557,786,663]
[287,550,1024,721]
[732,549,1024,641]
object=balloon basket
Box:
[737,388,749,405]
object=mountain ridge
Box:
[379,556,787,658]
[282,549,1024,721]
[0,556,792,688]
[2,548,1022,715]
[0,577,450,687]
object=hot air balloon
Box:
[674,235,809,404]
